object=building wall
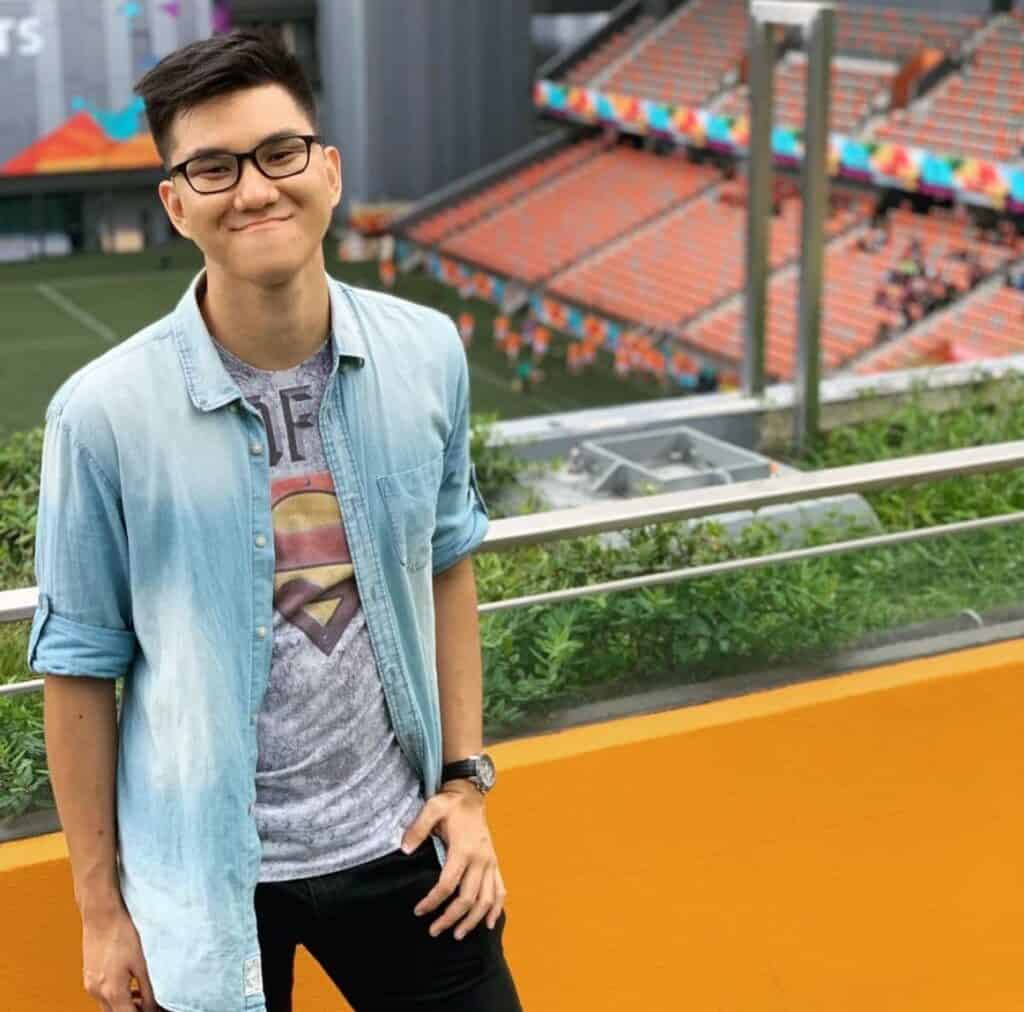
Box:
[0,0,215,172]
[81,187,172,252]
[318,0,534,210]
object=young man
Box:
[29,28,522,1012]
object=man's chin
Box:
[226,251,311,288]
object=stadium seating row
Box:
[599,0,748,109]
[684,206,1018,381]
[438,146,718,284]
[834,6,981,61]
[564,15,656,87]
[856,285,1024,373]
[874,16,1024,163]
[547,179,868,331]
[560,2,1016,169]
[719,56,896,135]
[408,138,607,245]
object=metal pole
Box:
[743,13,775,397]
[794,6,834,452]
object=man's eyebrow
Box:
[178,129,308,163]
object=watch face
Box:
[478,753,496,789]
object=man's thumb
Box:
[400,804,439,853]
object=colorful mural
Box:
[0,0,231,177]
[533,79,1024,214]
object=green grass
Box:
[0,240,679,436]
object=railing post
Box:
[747,1,835,452]
[795,5,834,453]
[744,12,775,398]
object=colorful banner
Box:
[422,251,507,304]
[528,293,626,352]
[412,245,720,389]
[533,79,1024,213]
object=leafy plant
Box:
[3,374,1024,818]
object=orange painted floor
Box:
[3,638,1024,1010]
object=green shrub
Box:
[3,375,1024,818]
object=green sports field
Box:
[0,240,677,437]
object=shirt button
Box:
[255,625,266,639]
[255,534,266,548]
[250,441,262,455]
[229,403,239,413]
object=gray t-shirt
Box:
[212,333,424,883]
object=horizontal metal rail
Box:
[3,441,1024,698]
[480,441,1024,552]
[479,510,1024,614]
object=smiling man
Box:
[29,28,521,1012]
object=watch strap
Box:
[441,758,479,782]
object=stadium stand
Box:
[685,205,1019,381]
[546,176,868,331]
[855,269,1024,375]
[400,4,1024,391]
[563,15,657,87]
[718,54,897,135]
[833,5,982,62]
[407,137,609,245]
[596,0,748,107]
[874,13,1024,163]
[438,145,718,284]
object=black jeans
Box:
[254,837,523,1011]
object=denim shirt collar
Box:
[171,266,368,413]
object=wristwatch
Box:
[441,753,497,795]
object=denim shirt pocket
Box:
[376,451,444,572]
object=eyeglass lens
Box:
[186,136,311,192]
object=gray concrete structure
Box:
[317,0,534,211]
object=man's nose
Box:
[233,157,278,208]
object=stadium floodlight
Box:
[746,0,835,453]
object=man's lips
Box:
[232,215,292,231]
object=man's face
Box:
[157,83,342,285]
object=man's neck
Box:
[199,254,332,371]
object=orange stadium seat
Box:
[684,207,1017,382]
[874,16,1024,163]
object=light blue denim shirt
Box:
[26,268,490,1012]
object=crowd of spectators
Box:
[861,212,1022,344]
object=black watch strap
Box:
[441,759,478,782]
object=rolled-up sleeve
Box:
[431,324,490,576]
[26,410,138,679]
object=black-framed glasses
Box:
[169,133,324,194]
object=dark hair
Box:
[133,28,318,167]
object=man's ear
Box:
[325,145,343,211]
[157,178,194,240]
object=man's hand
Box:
[400,780,507,941]
[81,904,165,1012]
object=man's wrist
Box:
[440,777,485,799]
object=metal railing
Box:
[3,440,1023,698]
